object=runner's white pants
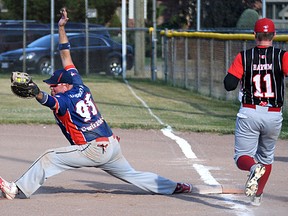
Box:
[234,106,283,165]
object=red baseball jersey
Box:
[228,46,288,107]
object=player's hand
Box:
[10,72,40,99]
[58,7,69,27]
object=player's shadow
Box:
[274,156,288,162]
[37,180,249,210]
[169,193,249,209]
[36,183,145,196]
[37,179,154,196]
[261,192,288,202]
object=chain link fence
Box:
[1,24,288,108]
[159,31,288,106]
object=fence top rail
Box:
[160,30,288,42]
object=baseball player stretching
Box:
[0,8,192,200]
[224,18,288,206]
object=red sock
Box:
[256,164,272,195]
[236,155,255,171]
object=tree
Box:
[89,0,118,25]
[1,0,248,29]
[202,0,245,28]
[146,0,196,30]
[181,0,197,29]
[1,0,118,25]
[146,0,245,30]
[157,0,183,29]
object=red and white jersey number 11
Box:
[253,74,275,98]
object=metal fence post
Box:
[196,39,200,91]
[172,37,175,86]
[209,39,214,97]
[225,40,230,100]
[163,29,168,83]
[184,37,188,88]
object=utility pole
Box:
[23,0,27,72]
[134,0,145,76]
[122,0,127,79]
[85,0,89,75]
[50,0,55,74]
[151,0,157,81]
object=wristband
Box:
[36,91,48,104]
[58,42,71,50]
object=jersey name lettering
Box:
[80,117,104,132]
[69,87,84,98]
[253,64,272,71]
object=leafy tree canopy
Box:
[1,0,247,29]
[1,0,118,26]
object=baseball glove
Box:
[10,72,40,99]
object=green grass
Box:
[1,73,288,139]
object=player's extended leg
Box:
[14,144,105,198]
[99,138,190,195]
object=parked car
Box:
[51,22,110,38]
[0,20,110,53]
[0,21,49,53]
[0,33,133,76]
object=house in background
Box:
[266,0,288,29]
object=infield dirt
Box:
[0,125,287,216]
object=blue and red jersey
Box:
[41,66,113,145]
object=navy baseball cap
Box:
[43,69,73,85]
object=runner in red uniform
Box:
[224,18,288,206]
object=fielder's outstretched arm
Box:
[58,7,74,69]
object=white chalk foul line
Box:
[125,80,215,181]
[125,80,252,216]
[124,81,166,126]
[161,126,197,159]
